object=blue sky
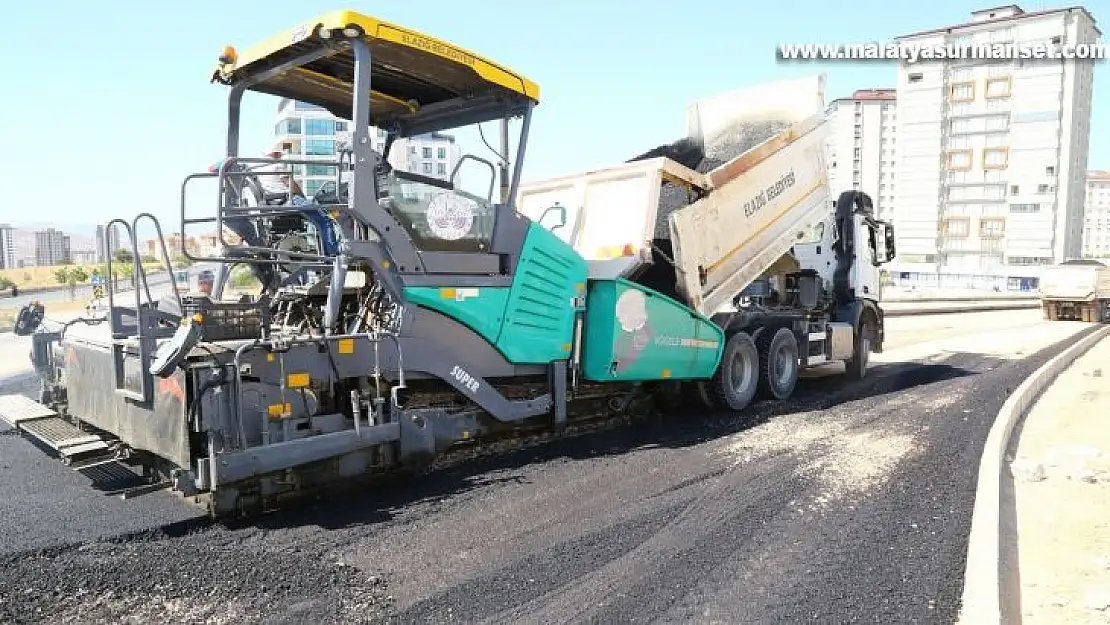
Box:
[3,0,1107,232]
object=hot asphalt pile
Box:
[628,119,793,239]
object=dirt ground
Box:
[1012,334,1110,624]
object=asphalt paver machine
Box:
[1,10,895,516]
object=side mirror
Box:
[883,222,896,262]
[538,203,568,232]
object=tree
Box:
[54,266,89,300]
[114,248,134,263]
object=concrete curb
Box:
[958,324,1110,624]
[883,302,1041,317]
[885,296,1038,304]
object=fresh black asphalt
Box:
[0,325,1097,624]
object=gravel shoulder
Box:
[0,312,1095,624]
[1011,335,1110,623]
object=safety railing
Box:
[101,213,184,403]
[179,155,349,269]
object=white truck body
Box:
[517,74,849,317]
[1038,261,1110,322]
[1039,262,1110,301]
[519,73,896,396]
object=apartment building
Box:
[825,89,897,220]
[95,224,121,263]
[0,224,14,269]
[893,4,1099,290]
[1084,170,1110,258]
[272,99,461,198]
[35,228,71,266]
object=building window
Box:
[437,147,447,159]
[1011,203,1040,213]
[1010,185,1019,195]
[943,217,970,237]
[947,149,973,171]
[276,118,302,135]
[409,146,416,155]
[304,139,336,155]
[304,119,335,136]
[422,162,432,174]
[980,218,1006,238]
[437,163,447,176]
[305,164,336,176]
[983,147,1009,170]
[422,147,433,158]
[295,101,327,112]
[908,72,923,83]
[949,81,975,102]
[335,122,348,132]
[984,115,1009,131]
[304,180,324,196]
[1038,184,1051,193]
[1046,166,1055,176]
[950,119,971,134]
[985,77,1012,99]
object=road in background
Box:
[0,308,1095,623]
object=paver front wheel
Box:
[710,331,759,411]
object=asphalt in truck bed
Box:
[0,312,1095,624]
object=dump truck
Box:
[0,10,895,517]
[1039,259,1110,322]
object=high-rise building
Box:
[1083,170,1110,258]
[893,4,1099,290]
[95,224,121,263]
[825,89,897,221]
[35,228,71,266]
[0,223,14,269]
[271,99,462,198]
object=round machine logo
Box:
[426,193,476,241]
[615,289,648,332]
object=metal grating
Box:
[0,394,56,427]
[18,417,109,456]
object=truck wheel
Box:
[845,318,872,380]
[757,327,799,400]
[710,331,759,411]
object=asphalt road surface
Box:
[0,309,1096,624]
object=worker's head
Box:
[267,149,283,160]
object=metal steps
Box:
[0,394,116,466]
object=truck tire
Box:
[845,318,872,380]
[756,327,799,400]
[710,331,759,411]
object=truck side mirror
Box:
[883,222,896,262]
[538,203,568,232]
